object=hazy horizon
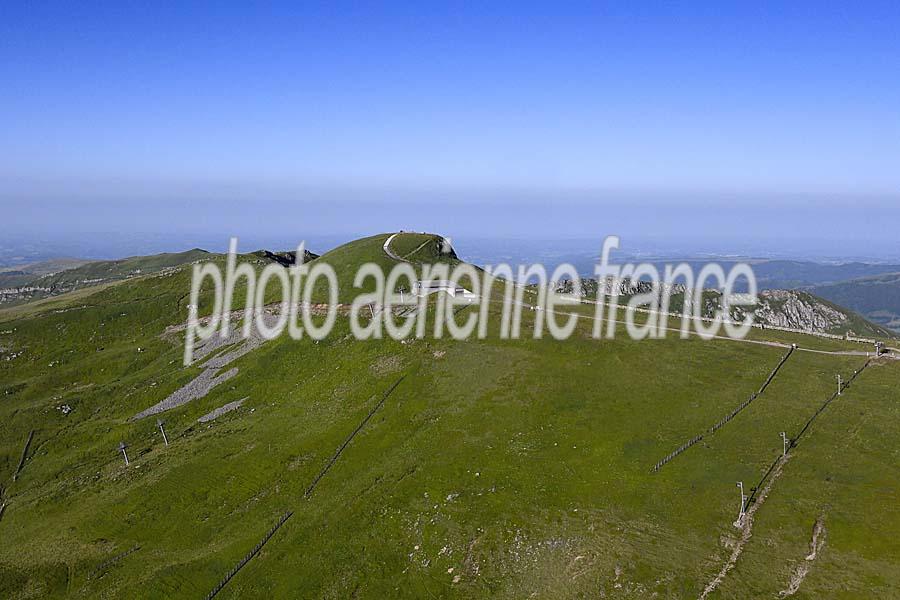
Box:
[4,4,899,260]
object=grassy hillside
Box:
[37,249,213,284]
[0,249,322,309]
[0,259,96,289]
[569,280,895,340]
[302,233,462,302]
[748,260,900,289]
[0,250,213,306]
[0,238,897,598]
[813,272,900,333]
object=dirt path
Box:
[698,455,790,599]
[697,358,870,599]
[779,516,826,597]
[383,233,405,261]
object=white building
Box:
[412,280,478,301]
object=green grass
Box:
[0,239,897,598]
[0,249,214,308]
[301,233,461,302]
[813,271,900,334]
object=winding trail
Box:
[383,232,454,264]
[382,233,404,261]
[779,516,826,597]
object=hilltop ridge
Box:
[0,232,897,597]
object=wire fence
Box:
[744,358,872,510]
[305,374,406,498]
[205,512,293,600]
[88,545,141,580]
[652,347,795,472]
[204,374,407,599]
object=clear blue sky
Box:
[2,3,899,253]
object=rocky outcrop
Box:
[755,290,847,332]
[555,277,686,298]
[553,277,879,336]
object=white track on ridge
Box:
[382,233,404,261]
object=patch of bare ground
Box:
[699,455,790,600]
[457,535,481,584]
[135,312,281,420]
[197,397,247,423]
[778,516,826,597]
[370,354,403,376]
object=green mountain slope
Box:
[303,233,461,302]
[812,272,900,333]
[0,250,213,306]
[0,249,324,308]
[566,279,895,340]
[0,259,96,288]
[748,260,900,289]
[0,237,898,598]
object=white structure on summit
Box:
[412,280,478,301]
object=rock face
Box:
[556,277,685,298]
[554,277,878,336]
[755,290,847,332]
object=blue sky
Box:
[2,3,899,254]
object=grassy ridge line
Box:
[0,249,213,307]
[1,235,895,596]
